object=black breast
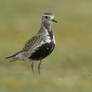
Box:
[29,42,55,60]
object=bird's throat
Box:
[41,22,51,31]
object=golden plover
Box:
[6,13,57,74]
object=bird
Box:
[6,13,58,74]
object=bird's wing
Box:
[22,34,47,56]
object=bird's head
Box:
[41,13,58,25]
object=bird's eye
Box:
[45,16,48,19]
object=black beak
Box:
[52,19,58,23]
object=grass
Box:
[0,0,92,92]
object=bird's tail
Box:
[5,50,23,62]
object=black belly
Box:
[29,42,55,60]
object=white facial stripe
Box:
[50,16,54,19]
[42,15,54,19]
[43,26,49,35]
[52,35,55,44]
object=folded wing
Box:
[22,34,47,57]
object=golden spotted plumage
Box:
[22,34,49,57]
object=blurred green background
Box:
[0,0,92,92]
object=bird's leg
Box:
[31,61,34,73]
[38,60,42,74]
